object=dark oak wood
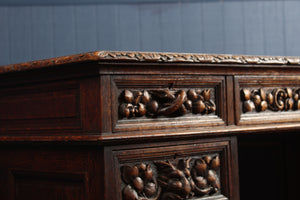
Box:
[1,51,300,200]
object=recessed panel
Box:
[235,76,300,125]
[12,171,87,200]
[0,81,82,132]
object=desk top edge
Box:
[1,51,300,74]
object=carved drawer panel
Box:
[235,76,300,125]
[105,137,238,200]
[111,76,226,132]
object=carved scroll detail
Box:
[119,89,216,119]
[241,88,300,113]
[121,155,221,200]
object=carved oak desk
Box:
[1,51,300,200]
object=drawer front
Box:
[111,75,226,132]
[105,137,238,200]
[0,78,99,134]
[235,76,300,125]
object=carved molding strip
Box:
[121,155,221,200]
[97,51,300,65]
[241,88,300,113]
[118,89,216,119]
[2,51,300,74]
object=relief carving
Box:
[3,51,300,75]
[119,89,216,119]
[121,164,161,200]
[121,155,221,200]
[97,51,300,65]
[241,88,300,113]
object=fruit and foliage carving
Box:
[121,155,221,200]
[121,164,161,200]
[118,89,216,119]
[241,88,300,113]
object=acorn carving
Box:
[168,180,183,191]
[203,156,212,165]
[136,103,146,117]
[210,156,220,170]
[148,100,159,114]
[187,89,198,101]
[141,90,150,104]
[123,185,138,200]
[243,100,255,112]
[179,104,188,115]
[122,165,139,184]
[192,100,206,114]
[124,90,134,103]
[132,177,144,194]
[121,164,159,200]
[194,159,207,176]
[144,182,157,197]
[253,95,261,107]
[207,170,217,183]
[260,100,268,111]
[184,100,193,110]
[194,176,207,189]
[119,103,131,118]
[241,89,251,101]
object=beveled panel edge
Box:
[2,51,300,74]
[111,75,226,133]
[110,139,234,200]
[235,75,300,126]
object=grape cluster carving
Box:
[119,89,216,119]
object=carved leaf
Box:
[154,161,176,174]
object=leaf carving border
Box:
[97,51,300,65]
[3,51,300,74]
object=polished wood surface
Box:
[1,51,300,199]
